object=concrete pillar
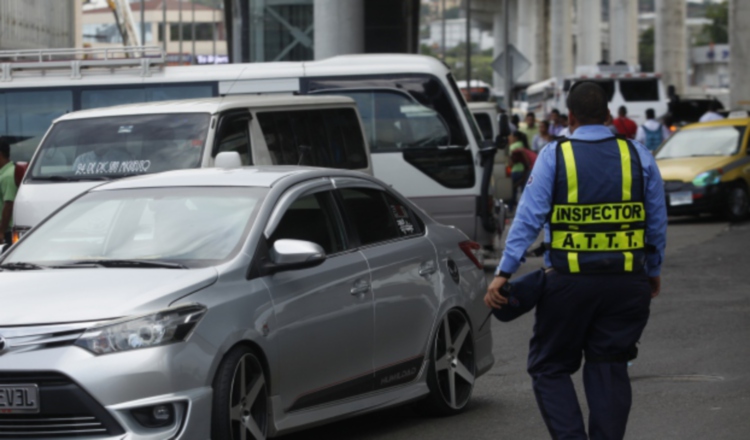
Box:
[535,0,550,81]
[609,0,638,65]
[549,0,573,79]
[314,0,364,60]
[576,0,601,66]
[655,0,686,93]
[517,0,538,82]
[729,0,750,110]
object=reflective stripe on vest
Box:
[551,139,645,273]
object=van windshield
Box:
[29,113,210,181]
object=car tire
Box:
[212,346,269,440]
[418,309,476,416]
[725,184,749,222]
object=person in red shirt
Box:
[613,105,637,139]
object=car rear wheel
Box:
[419,309,476,416]
[212,347,269,440]
[725,184,749,222]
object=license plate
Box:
[670,191,693,206]
[0,385,39,414]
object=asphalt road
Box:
[283,216,750,439]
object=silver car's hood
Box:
[0,268,218,325]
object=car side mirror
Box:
[215,151,242,169]
[266,239,326,274]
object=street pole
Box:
[191,0,196,64]
[503,0,512,111]
[465,0,471,100]
[140,0,145,46]
[162,0,167,52]
[441,0,446,59]
[179,0,183,63]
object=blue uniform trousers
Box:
[528,270,651,440]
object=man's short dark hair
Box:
[550,108,560,116]
[0,139,9,161]
[618,105,627,116]
[645,108,656,119]
[566,82,609,125]
[708,100,720,112]
[526,112,535,119]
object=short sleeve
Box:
[1,174,17,203]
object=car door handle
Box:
[350,279,371,295]
[419,260,437,276]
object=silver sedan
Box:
[0,167,494,439]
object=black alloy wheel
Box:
[212,347,269,440]
[420,309,476,416]
[725,184,749,222]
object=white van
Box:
[527,65,669,124]
[468,102,512,203]
[13,95,370,235]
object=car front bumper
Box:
[665,181,726,216]
[0,344,213,439]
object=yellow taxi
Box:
[656,117,750,221]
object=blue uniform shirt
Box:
[497,125,668,277]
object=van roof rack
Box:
[0,46,166,81]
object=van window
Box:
[28,113,209,181]
[215,115,251,165]
[0,90,74,163]
[619,79,660,102]
[473,112,493,141]
[304,74,469,147]
[256,108,368,170]
[80,85,214,110]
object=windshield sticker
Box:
[397,218,415,235]
[118,125,134,134]
[391,204,409,219]
[75,160,151,175]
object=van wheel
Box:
[212,347,269,440]
[418,309,476,416]
[725,184,749,222]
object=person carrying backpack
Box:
[636,108,671,152]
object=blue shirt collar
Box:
[568,125,615,141]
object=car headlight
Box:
[74,305,206,355]
[692,170,722,187]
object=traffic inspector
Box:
[485,82,668,440]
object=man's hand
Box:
[648,276,661,298]
[485,276,510,309]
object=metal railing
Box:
[0,46,166,81]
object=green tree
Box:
[639,26,654,73]
[695,1,728,45]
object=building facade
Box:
[0,0,81,50]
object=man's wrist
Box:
[494,270,512,279]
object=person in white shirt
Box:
[635,108,671,152]
[699,101,724,123]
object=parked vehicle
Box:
[0,47,500,250]
[0,166,494,439]
[525,64,669,124]
[656,117,750,221]
[12,95,370,239]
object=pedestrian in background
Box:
[507,130,532,210]
[558,114,571,137]
[532,120,554,152]
[548,109,564,136]
[699,100,724,123]
[521,112,539,145]
[605,112,620,135]
[485,82,667,440]
[510,114,520,132]
[0,140,18,245]
[636,108,671,152]
[613,105,638,139]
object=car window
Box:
[473,112,493,141]
[256,108,368,170]
[215,115,252,165]
[339,187,420,247]
[619,79,660,102]
[268,191,345,255]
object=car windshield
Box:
[29,113,210,181]
[3,187,266,268]
[656,126,746,159]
